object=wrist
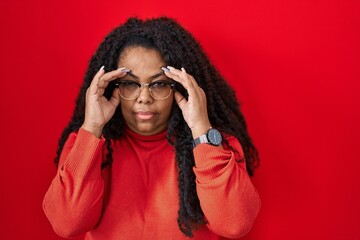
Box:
[193,127,223,148]
[81,123,103,138]
[191,123,212,139]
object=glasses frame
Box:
[115,80,176,100]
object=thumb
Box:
[109,88,121,107]
[174,91,187,111]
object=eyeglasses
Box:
[115,80,176,100]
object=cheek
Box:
[161,98,174,117]
[120,101,134,119]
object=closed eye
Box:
[151,81,175,88]
[120,80,140,87]
[151,81,170,87]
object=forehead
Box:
[118,46,167,80]
[118,46,165,66]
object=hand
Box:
[82,66,128,138]
[164,66,211,139]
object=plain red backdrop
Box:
[1,0,359,239]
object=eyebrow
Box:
[126,71,166,80]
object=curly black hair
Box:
[54,16,259,237]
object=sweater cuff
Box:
[63,128,105,179]
[193,144,234,183]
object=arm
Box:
[193,136,261,239]
[164,66,260,238]
[43,66,128,237]
[43,128,106,238]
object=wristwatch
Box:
[193,128,223,148]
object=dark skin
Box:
[82,46,222,149]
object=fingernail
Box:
[167,66,175,70]
[100,66,105,71]
[121,68,131,73]
[181,67,186,72]
[161,67,170,72]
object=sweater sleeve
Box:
[193,136,261,239]
[43,128,105,238]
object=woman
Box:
[43,17,261,239]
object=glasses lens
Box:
[119,81,174,99]
[150,82,172,99]
[119,82,139,99]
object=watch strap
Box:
[193,134,209,148]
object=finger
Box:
[167,66,198,88]
[164,67,199,98]
[88,66,106,95]
[109,88,121,107]
[97,67,130,89]
[174,91,187,111]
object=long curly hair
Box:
[54,16,259,237]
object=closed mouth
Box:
[135,111,155,120]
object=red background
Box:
[1,0,359,239]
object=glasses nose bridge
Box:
[139,83,151,89]
[137,83,152,97]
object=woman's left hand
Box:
[164,66,211,139]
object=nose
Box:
[136,85,153,104]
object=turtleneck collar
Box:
[124,127,168,142]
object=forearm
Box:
[43,128,105,238]
[193,141,260,239]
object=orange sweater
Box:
[43,128,260,239]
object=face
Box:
[117,46,174,136]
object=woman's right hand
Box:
[81,66,129,138]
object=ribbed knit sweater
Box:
[43,128,260,239]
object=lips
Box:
[135,111,155,120]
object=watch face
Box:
[208,128,222,145]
